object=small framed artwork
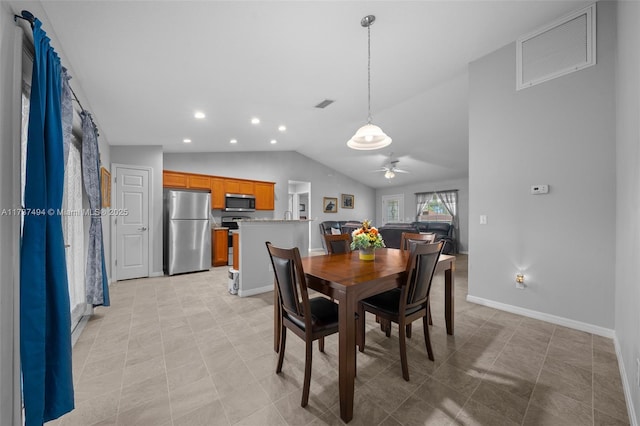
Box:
[323,197,338,213]
[299,203,306,212]
[341,194,354,209]
[100,167,111,208]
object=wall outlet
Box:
[480,215,488,225]
[530,184,549,194]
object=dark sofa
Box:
[378,221,456,254]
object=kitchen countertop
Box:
[212,226,229,230]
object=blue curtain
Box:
[20,19,74,425]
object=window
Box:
[416,193,453,223]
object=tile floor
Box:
[47,254,630,425]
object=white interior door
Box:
[115,166,149,280]
[381,194,404,225]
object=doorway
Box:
[113,165,151,280]
[288,180,311,252]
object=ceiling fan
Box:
[372,154,410,179]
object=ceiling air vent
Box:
[516,4,596,91]
[314,99,335,109]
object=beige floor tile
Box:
[54,255,631,426]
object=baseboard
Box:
[238,284,272,297]
[614,336,639,426]
[466,295,615,338]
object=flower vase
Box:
[359,247,375,261]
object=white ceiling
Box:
[12,1,589,188]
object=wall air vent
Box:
[516,4,596,91]
[314,99,335,109]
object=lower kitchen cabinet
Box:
[212,228,229,267]
[232,232,239,270]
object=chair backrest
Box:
[400,232,436,251]
[403,241,444,310]
[323,233,351,254]
[265,242,310,326]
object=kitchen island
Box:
[236,219,312,297]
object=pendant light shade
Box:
[347,124,392,150]
[347,15,392,151]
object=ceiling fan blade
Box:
[394,168,410,173]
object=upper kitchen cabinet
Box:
[254,182,275,210]
[210,178,225,209]
[163,170,274,210]
[163,171,188,188]
[225,179,254,195]
[187,174,210,190]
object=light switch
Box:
[480,215,488,225]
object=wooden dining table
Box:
[273,248,455,423]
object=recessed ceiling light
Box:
[183,139,192,143]
[230,139,237,144]
[270,139,277,144]
[194,111,205,119]
[278,125,286,132]
[251,117,260,125]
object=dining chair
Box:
[358,241,444,381]
[265,242,340,407]
[323,233,352,254]
[400,232,436,251]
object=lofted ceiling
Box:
[10,1,589,188]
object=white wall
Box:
[468,2,616,330]
[164,151,375,251]
[0,5,22,424]
[375,178,469,253]
[615,1,640,423]
[110,145,164,277]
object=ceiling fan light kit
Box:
[347,15,392,151]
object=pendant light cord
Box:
[367,23,372,124]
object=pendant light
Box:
[347,15,392,150]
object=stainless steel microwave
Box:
[224,193,255,212]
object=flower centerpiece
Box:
[350,219,385,260]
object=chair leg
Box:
[406,323,412,338]
[385,320,391,337]
[276,326,286,373]
[358,305,365,352]
[301,338,313,407]
[398,319,410,381]
[427,299,433,326]
[422,315,434,361]
[318,337,325,353]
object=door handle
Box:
[139,226,147,231]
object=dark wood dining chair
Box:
[400,232,436,251]
[323,233,352,254]
[265,242,340,407]
[358,241,443,381]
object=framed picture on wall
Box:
[341,194,354,209]
[100,167,111,208]
[323,197,338,213]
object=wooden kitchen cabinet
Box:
[212,228,229,267]
[210,178,225,209]
[254,182,275,210]
[187,174,211,190]
[163,171,188,188]
[232,232,239,270]
[163,170,274,211]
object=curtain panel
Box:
[20,19,74,425]
[82,112,110,307]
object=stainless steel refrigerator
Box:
[163,189,211,275]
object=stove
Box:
[221,216,250,266]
